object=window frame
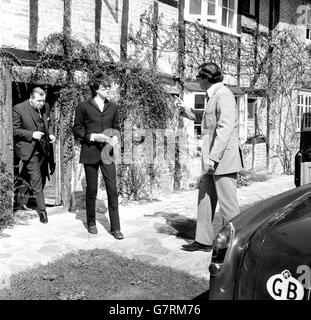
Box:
[238,0,258,20]
[184,0,239,36]
[306,6,311,41]
[247,98,257,120]
[193,93,206,139]
[297,92,311,131]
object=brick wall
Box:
[1,0,30,50]
[71,0,95,43]
[243,143,267,171]
[100,0,122,56]
[259,0,270,31]
[0,0,123,56]
[38,0,63,43]
[157,1,178,74]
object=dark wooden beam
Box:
[95,0,103,44]
[63,0,72,38]
[120,0,129,63]
[178,0,185,86]
[152,1,159,68]
[29,0,38,50]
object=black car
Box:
[209,183,311,300]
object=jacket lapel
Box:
[203,83,224,118]
[89,99,102,113]
[102,100,112,114]
[89,98,112,114]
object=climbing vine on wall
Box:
[30,32,177,200]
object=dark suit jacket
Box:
[13,100,51,161]
[72,98,120,164]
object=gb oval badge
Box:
[267,270,304,300]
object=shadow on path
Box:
[73,209,111,234]
[146,212,197,240]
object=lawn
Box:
[0,248,209,300]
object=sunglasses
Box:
[196,74,207,80]
[99,84,111,89]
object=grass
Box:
[0,248,208,300]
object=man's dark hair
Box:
[197,62,224,83]
[90,71,112,97]
[30,87,46,98]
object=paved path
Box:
[0,174,295,290]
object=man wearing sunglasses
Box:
[73,72,123,239]
[175,62,244,252]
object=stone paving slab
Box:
[0,174,295,290]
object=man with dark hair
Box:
[13,87,56,223]
[73,72,123,239]
[175,62,244,252]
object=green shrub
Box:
[0,159,14,230]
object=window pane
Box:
[247,102,254,119]
[194,125,201,136]
[229,0,235,10]
[249,0,255,15]
[222,9,227,26]
[194,94,205,109]
[208,1,216,15]
[307,28,311,40]
[223,0,228,8]
[228,10,234,28]
[189,0,202,15]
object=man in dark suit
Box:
[73,72,123,239]
[13,87,56,223]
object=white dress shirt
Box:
[90,96,105,141]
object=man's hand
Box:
[93,133,109,143]
[32,131,45,140]
[202,159,217,175]
[174,96,186,111]
[106,136,118,147]
[49,134,56,143]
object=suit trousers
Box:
[84,161,120,231]
[195,172,240,245]
[18,152,47,212]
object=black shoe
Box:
[181,241,213,252]
[87,225,98,234]
[38,210,48,224]
[111,230,124,240]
